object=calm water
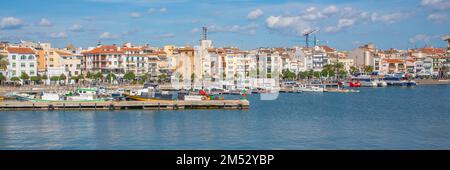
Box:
[1,85,449,149]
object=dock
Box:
[0,100,250,111]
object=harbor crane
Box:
[303,29,319,48]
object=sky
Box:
[0,0,449,50]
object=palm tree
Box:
[0,55,8,71]
[364,65,374,74]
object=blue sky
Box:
[0,0,449,50]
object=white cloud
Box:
[371,12,412,23]
[38,18,52,27]
[421,0,450,10]
[50,32,68,38]
[322,5,339,15]
[68,24,85,32]
[130,12,141,18]
[208,23,259,34]
[409,34,431,44]
[156,33,175,38]
[191,28,199,33]
[159,8,167,13]
[266,15,313,35]
[148,8,156,14]
[248,9,263,20]
[148,7,168,14]
[0,17,24,30]
[427,13,449,23]
[99,32,119,40]
[325,18,355,33]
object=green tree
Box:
[349,66,358,75]
[59,74,67,81]
[191,73,196,84]
[321,64,336,78]
[158,73,168,83]
[20,72,29,80]
[11,77,20,81]
[123,71,136,81]
[297,71,309,79]
[106,73,117,83]
[30,76,42,83]
[50,76,59,81]
[42,74,48,80]
[313,71,321,78]
[0,74,6,83]
[364,65,374,74]
[0,54,8,71]
[282,69,296,80]
[86,71,93,79]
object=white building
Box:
[6,47,37,79]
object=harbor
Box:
[0,100,249,111]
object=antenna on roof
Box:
[202,26,208,41]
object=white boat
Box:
[297,84,324,92]
[41,93,61,101]
[184,95,206,101]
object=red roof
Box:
[82,45,124,55]
[122,47,142,51]
[419,48,446,55]
[383,59,404,63]
[6,47,35,54]
[321,45,335,53]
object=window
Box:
[30,71,35,75]
[12,63,16,68]
[21,63,26,68]
[29,63,35,68]
[21,55,26,60]
[28,55,34,60]
[49,58,54,62]
[12,71,16,76]
[12,55,16,60]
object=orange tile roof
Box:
[420,48,446,55]
[383,59,404,63]
[321,45,335,53]
[56,50,79,56]
[82,45,124,54]
[6,47,35,54]
[122,47,142,51]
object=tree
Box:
[282,69,296,80]
[42,74,48,80]
[364,65,374,74]
[123,71,135,81]
[313,71,321,78]
[191,73,196,84]
[106,73,117,83]
[321,64,335,78]
[298,71,309,79]
[50,76,59,81]
[11,77,20,81]
[349,66,358,75]
[0,55,8,71]
[158,73,168,83]
[86,71,93,79]
[20,72,29,80]
[0,74,6,83]
[94,72,103,80]
[59,74,67,81]
[30,76,42,83]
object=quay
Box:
[0,100,250,111]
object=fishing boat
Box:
[383,76,417,86]
[124,83,175,101]
[29,88,108,102]
[297,84,324,92]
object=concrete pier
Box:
[0,100,250,111]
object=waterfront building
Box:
[57,50,82,79]
[82,45,125,75]
[5,47,38,79]
[348,43,379,70]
